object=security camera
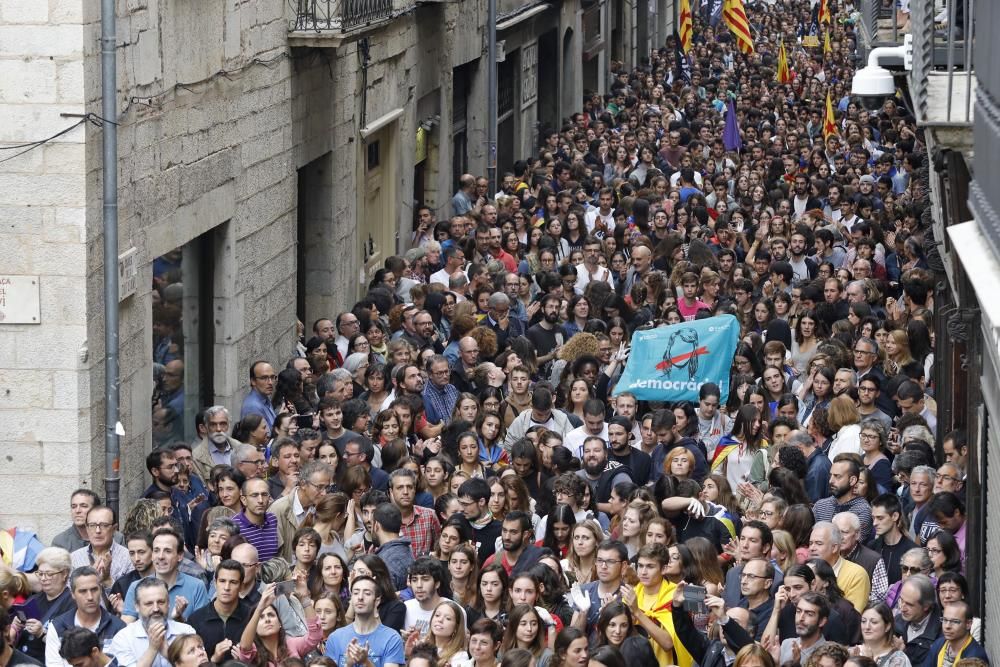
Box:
[851,35,912,111]
[852,65,896,111]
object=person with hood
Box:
[504,387,575,447]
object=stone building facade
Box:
[0,0,669,539]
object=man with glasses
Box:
[231,444,266,481]
[142,449,190,543]
[571,540,627,634]
[240,360,277,429]
[456,479,501,564]
[344,438,389,491]
[737,557,774,640]
[232,478,281,562]
[857,376,893,430]
[421,355,459,426]
[934,463,964,496]
[267,461,333,562]
[334,312,361,359]
[501,273,529,324]
[575,237,614,294]
[926,602,988,667]
[192,406,239,481]
[70,507,133,592]
[723,521,782,607]
[230,544,262,607]
[860,338,901,413]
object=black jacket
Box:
[895,610,942,667]
[188,600,253,660]
[673,601,754,667]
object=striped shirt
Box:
[232,511,281,562]
[70,543,134,588]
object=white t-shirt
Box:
[403,598,437,636]
[563,424,608,458]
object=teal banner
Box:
[613,314,741,403]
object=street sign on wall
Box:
[0,275,40,324]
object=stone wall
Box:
[84,0,302,512]
[0,0,93,538]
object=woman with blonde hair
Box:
[0,565,30,613]
[621,499,658,560]
[424,599,470,665]
[771,529,798,574]
[883,329,915,376]
[827,394,863,459]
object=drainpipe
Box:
[101,0,121,519]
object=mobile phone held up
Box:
[275,581,296,598]
[682,584,708,614]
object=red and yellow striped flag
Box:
[679,0,693,53]
[723,0,754,55]
[818,0,831,23]
[776,40,792,83]
[823,91,839,139]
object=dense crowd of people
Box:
[0,0,978,667]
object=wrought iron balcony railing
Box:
[292,0,393,34]
[910,0,975,126]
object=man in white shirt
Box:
[429,246,466,287]
[109,578,194,667]
[583,188,616,238]
[563,399,609,457]
[574,237,615,295]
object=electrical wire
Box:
[0,113,106,166]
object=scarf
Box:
[936,636,973,667]
[635,580,694,667]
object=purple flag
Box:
[723,98,742,153]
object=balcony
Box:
[289,0,394,45]
[909,0,975,128]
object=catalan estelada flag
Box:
[679,0,693,53]
[776,40,792,83]
[824,91,839,138]
[818,0,831,23]
[723,0,754,54]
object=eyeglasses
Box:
[36,570,65,580]
[941,618,966,626]
[853,349,875,356]
[242,459,267,467]
[741,572,770,581]
[937,474,959,484]
[596,558,621,567]
[255,374,278,382]
[239,562,259,569]
[86,522,114,531]
[927,547,943,555]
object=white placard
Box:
[119,247,138,301]
[0,275,40,324]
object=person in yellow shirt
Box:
[809,521,870,611]
[622,542,694,667]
